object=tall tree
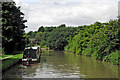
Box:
[2,1,27,54]
[38,26,44,32]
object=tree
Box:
[65,18,119,64]
[35,32,43,42]
[2,1,27,54]
[27,31,36,38]
[46,26,77,50]
[44,26,56,32]
[58,24,66,28]
[38,26,44,32]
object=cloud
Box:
[13,0,20,5]
[13,0,119,32]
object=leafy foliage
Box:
[26,17,120,65]
[65,18,120,65]
[27,25,78,50]
[2,1,27,54]
[103,50,120,65]
[46,26,77,50]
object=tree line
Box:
[27,18,120,65]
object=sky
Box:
[13,0,119,32]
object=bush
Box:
[103,50,120,65]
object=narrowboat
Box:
[22,46,41,66]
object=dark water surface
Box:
[2,51,118,78]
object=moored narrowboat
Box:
[22,46,41,66]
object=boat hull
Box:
[22,58,39,66]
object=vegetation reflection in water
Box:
[3,51,118,78]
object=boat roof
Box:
[32,47,38,49]
[25,47,38,50]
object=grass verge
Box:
[2,54,23,70]
[0,55,13,60]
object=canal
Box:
[2,51,118,78]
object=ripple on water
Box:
[71,73,79,75]
[63,74,80,78]
[75,71,80,73]
[58,64,64,66]
[80,75,86,78]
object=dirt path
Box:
[1,55,13,60]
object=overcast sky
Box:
[13,0,119,32]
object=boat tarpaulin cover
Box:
[23,49,37,58]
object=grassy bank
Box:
[2,54,23,70]
[0,55,12,60]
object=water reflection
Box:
[2,51,118,78]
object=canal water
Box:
[2,51,118,78]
